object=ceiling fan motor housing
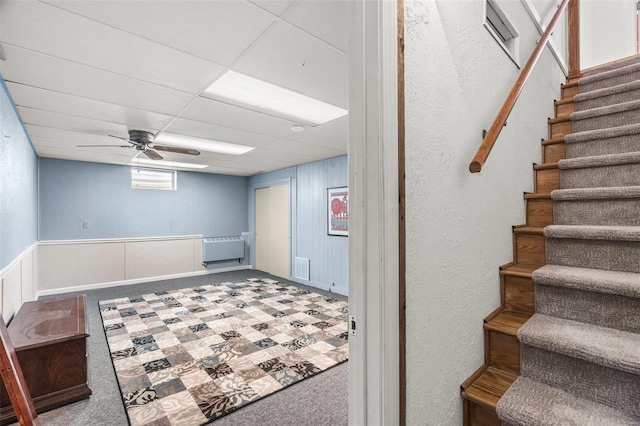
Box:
[128,130,154,145]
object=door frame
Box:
[248,178,296,278]
[348,0,402,424]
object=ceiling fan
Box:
[78,130,201,160]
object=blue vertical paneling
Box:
[248,156,348,295]
[39,158,249,241]
[0,76,38,269]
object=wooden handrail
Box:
[469,0,570,173]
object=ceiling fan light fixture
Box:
[153,132,254,156]
[203,70,347,126]
[129,157,208,170]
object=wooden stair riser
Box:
[543,141,566,164]
[562,83,579,98]
[534,168,560,193]
[502,275,535,314]
[550,120,572,139]
[555,101,575,118]
[464,400,501,426]
[514,232,546,266]
[485,329,520,374]
[526,198,553,227]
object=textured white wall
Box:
[581,0,637,69]
[404,0,565,424]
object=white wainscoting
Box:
[37,235,248,297]
[1,242,38,323]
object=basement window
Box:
[131,168,176,190]
[484,0,520,67]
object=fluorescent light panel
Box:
[153,132,254,156]
[204,71,347,126]
[129,157,208,170]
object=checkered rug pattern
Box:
[99,278,349,426]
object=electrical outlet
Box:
[82,221,89,229]
[349,315,356,336]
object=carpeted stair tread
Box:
[551,186,640,201]
[564,122,640,144]
[571,98,640,122]
[558,151,640,169]
[533,265,640,298]
[544,224,640,241]
[574,79,640,111]
[564,123,640,143]
[518,314,640,375]
[583,55,640,76]
[579,61,640,88]
[496,376,640,426]
[574,79,640,103]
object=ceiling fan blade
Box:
[108,134,136,144]
[143,149,163,160]
[77,144,131,148]
[152,145,201,156]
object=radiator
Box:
[202,236,245,263]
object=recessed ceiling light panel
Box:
[203,71,348,126]
[154,132,254,156]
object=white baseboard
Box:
[35,265,251,298]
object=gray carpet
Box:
[497,55,640,424]
[17,270,347,426]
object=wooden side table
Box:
[0,294,92,424]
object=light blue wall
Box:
[39,159,249,243]
[248,156,348,295]
[0,76,39,270]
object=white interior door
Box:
[254,184,290,279]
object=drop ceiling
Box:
[0,0,349,176]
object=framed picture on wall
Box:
[328,186,348,237]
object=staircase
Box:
[460,68,573,425]
[495,56,640,425]
[463,55,640,425]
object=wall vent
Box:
[484,0,520,67]
[294,257,310,281]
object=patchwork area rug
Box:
[99,278,349,426]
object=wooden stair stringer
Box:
[461,89,571,425]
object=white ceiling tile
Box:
[1,45,193,116]
[248,0,295,16]
[8,83,174,132]
[36,146,134,165]
[3,1,224,94]
[164,118,276,149]
[180,97,296,139]
[285,127,347,152]
[232,21,347,108]
[43,0,276,67]
[282,0,349,52]
[242,146,318,165]
[17,107,142,138]
[264,139,344,159]
[25,125,116,146]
